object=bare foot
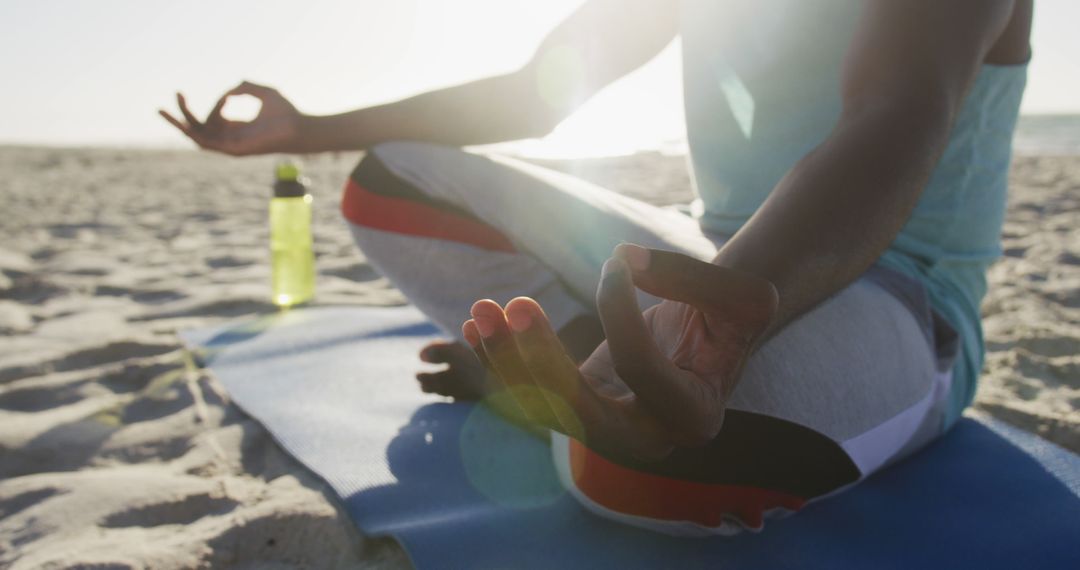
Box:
[416,341,495,400]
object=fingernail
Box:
[507,308,532,333]
[419,348,432,362]
[474,316,495,339]
[614,243,650,271]
[601,257,628,281]
[462,321,481,347]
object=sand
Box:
[0,146,1077,568]
[980,156,1080,450]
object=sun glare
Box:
[0,1,1075,151]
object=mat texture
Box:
[181,306,1080,570]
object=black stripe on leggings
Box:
[350,151,479,222]
[596,410,861,499]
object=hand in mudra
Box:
[464,244,778,461]
[159,81,301,156]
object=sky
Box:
[1,0,1077,157]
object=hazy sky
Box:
[1,0,1077,156]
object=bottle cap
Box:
[273,161,308,197]
[276,162,300,182]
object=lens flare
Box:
[458,393,569,509]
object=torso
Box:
[679,0,1032,425]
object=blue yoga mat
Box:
[181,306,1080,569]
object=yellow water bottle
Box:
[270,161,315,307]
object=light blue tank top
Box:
[680,0,1028,426]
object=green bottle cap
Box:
[273,161,307,197]
[276,162,300,182]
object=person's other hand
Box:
[463,244,778,461]
[159,81,302,156]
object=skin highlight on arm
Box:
[161,0,678,156]
[712,0,1022,337]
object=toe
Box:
[417,371,454,397]
[420,340,458,364]
[470,299,507,339]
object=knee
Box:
[341,141,450,237]
[342,141,419,220]
[364,140,452,173]
[343,140,468,218]
[350,140,414,184]
[344,140,444,197]
[367,140,429,161]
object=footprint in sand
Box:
[100,492,240,528]
[0,340,178,384]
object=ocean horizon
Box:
[1011,114,1080,155]
[2,114,1078,158]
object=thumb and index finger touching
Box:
[613,243,778,321]
[595,242,778,439]
[158,80,275,130]
[201,79,272,127]
[157,80,279,154]
[227,80,279,100]
[600,242,777,348]
[595,246,705,438]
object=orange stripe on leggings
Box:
[341,179,516,253]
[568,439,806,530]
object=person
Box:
[162,0,1033,536]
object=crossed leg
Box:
[342,141,715,397]
[342,141,953,535]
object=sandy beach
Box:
[1,146,1077,568]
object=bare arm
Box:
[296,0,678,152]
[711,0,1024,336]
[162,0,678,156]
[458,0,1032,456]
[422,1,1033,456]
